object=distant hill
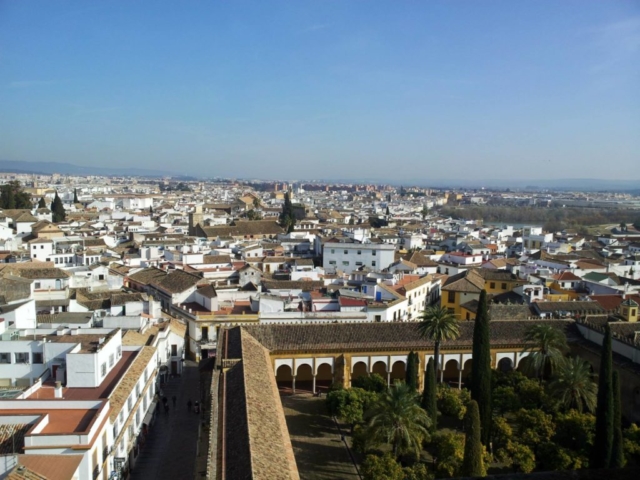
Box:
[0,160,179,177]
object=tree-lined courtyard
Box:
[325,291,639,479]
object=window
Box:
[489,282,495,289]
[32,352,43,364]
[342,261,349,266]
[632,309,637,317]
[101,362,107,377]
[119,411,124,425]
[344,250,348,254]
[374,315,381,322]
[331,249,335,254]
[372,250,376,256]
[109,353,115,368]
[357,250,361,255]
[372,261,376,267]
[355,262,363,266]
[127,396,133,412]
[135,410,141,426]
[15,353,29,364]
[98,274,105,280]
[171,344,178,356]
[113,424,118,439]
[34,282,41,289]
[0,353,10,364]
[329,260,336,265]
[117,346,122,358]
[447,291,455,303]
[501,283,507,290]
[136,383,141,398]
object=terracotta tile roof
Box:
[11,455,83,480]
[202,254,232,264]
[534,301,605,314]
[127,267,167,285]
[201,220,284,239]
[263,280,324,292]
[5,267,70,280]
[223,328,299,480]
[589,294,640,312]
[441,270,484,293]
[242,320,576,353]
[151,269,202,294]
[108,346,156,422]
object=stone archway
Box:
[371,361,387,377]
[462,359,473,379]
[296,364,313,393]
[276,364,293,391]
[498,357,514,373]
[390,360,406,385]
[442,359,460,385]
[351,361,368,384]
[316,363,333,391]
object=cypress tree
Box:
[611,370,625,468]
[421,357,437,432]
[592,325,614,468]
[51,192,66,223]
[471,289,492,446]
[37,197,47,209]
[405,351,418,391]
[462,400,485,477]
[73,188,78,203]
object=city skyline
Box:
[1,1,639,182]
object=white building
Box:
[322,240,395,274]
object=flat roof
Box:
[0,408,99,434]
[28,351,137,401]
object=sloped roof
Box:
[10,455,83,480]
[151,269,202,294]
[441,269,484,293]
[241,319,576,353]
[223,328,300,480]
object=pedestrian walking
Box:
[172,395,176,408]
[162,396,168,407]
[187,399,192,412]
[194,401,200,414]
[164,403,169,414]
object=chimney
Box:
[54,381,63,399]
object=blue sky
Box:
[1,1,638,183]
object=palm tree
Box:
[548,356,597,413]
[418,305,460,380]
[365,381,431,458]
[521,323,569,380]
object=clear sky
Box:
[1,1,638,183]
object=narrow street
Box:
[131,360,203,480]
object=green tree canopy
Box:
[417,305,459,378]
[611,370,626,468]
[471,289,492,446]
[0,181,32,209]
[461,400,485,477]
[51,192,66,223]
[548,356,597,413]
[521,323,569,379]
[352,373,388,393]
[361,453,404,480]
[592,325,614,468]
[365,381,430,458]
[421,357,438,432]
[37,197,47,209]
[405,351,419,391]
